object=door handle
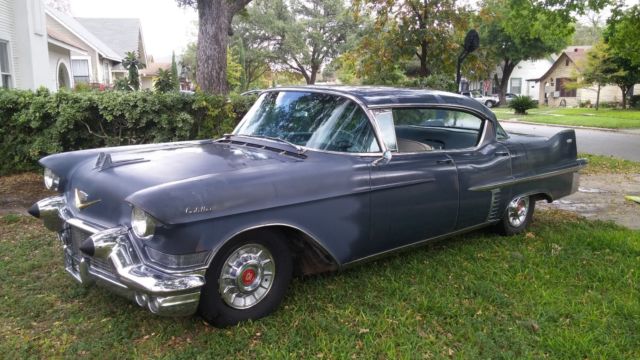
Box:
[495,151,509,157]
[436,159,453,164]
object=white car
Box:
[461,90,499,108]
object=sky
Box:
[68,0,197,61]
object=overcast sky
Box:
[68,0,197,61]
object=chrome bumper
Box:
[32,196,205,317]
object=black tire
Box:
[198,229,293,327]
[495,195,535,236]
[485,100,494,108]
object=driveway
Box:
[501,121,640,161]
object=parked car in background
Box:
[29,86,585,327]
[461,90,499,108]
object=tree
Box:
[231,10,274,91]
[578,42,619,109]
[478,0,609,104]
[240,0,355,85]
[176,0,253,94]
[171,51,180,91]
[572,12,604,46]
[154,68,175,93]
[603,4,640,108]
[354,0,469,78]
[121,51,145,90]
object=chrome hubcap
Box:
[507,196,529,227]
[219,244,275,309]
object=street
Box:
[501,121,640,161]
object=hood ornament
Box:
[74,188,101,210]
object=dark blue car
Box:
[30,86,585,326]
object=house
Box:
[75,17,148,84]
[45,7,122,86]
[508,58,556,100]
[1,0,149,91]
[139,61,170,90]
[535,46,639,107]
[0,0,87,90]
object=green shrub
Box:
[508,95,538,115]
[630,95,640,109]
[0,88,257,175]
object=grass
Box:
[579,153,640,175]
[1,211,639,359]
[493,107,640,129]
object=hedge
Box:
[0,88,256,175]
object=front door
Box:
[366,152,459,258]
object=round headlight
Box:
[44,168,60,191]
[131,207,156,239]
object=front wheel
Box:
[495,195,535,235]
[198,230,293,327]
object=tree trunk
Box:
[417,40,430,77]
[197,0,234,94]
[595,83,600,110]
[620,85,628,109]
[498,59,516,105]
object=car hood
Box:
[42,141,301,227]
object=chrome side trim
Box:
[342,221,497,268]
[205,222,340,270]
[469,164,585,192]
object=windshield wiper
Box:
[226,134,306,154]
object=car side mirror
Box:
[373,150,392,166]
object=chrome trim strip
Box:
[342,221,497,268]
[66,217,104,234]
[469,164,586,192]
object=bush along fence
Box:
[0,88,256,175]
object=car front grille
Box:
[67,224,116,275]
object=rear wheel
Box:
[496,195,535,235]
[485,100,495,108]
[198,230,292,327]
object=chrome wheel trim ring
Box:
[507,196,529,228]
[219,243,275,309]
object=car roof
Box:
[264,85,496,120]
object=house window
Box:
[0,41,12,88]
[102,61,110,84]
[72,59,90,83]
[556,78,576,97]
[510,78,522,95]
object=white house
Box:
[0,0,81,90]
[506,58,556,100]
[1,0,149,91]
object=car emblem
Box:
[74,188,101,210]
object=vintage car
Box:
[29,86,586,327]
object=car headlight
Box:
[131,207,156,239]
[44,168,60,191]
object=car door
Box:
[362,109,459,259]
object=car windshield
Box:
[234,91,381,153]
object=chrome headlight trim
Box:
[131,207,156,239]
[44,168,60,191]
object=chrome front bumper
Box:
[32,196,205,316]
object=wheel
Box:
[198,230,293,327]
[495,195,535,235]
[485,100,494,108]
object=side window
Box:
[374,108,485,152]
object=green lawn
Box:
[493,107,640,129]
[579,153,640,175]
[1,211,638,359]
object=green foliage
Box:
[402,74,458,92]
[113,77,131,91]
[238,0,355,85]
[508,95,538,115]
[122,51,145,90]
[631,95,640,110]
[171,51,180,91]
[154,68,176,93]
[0,88,256,175]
